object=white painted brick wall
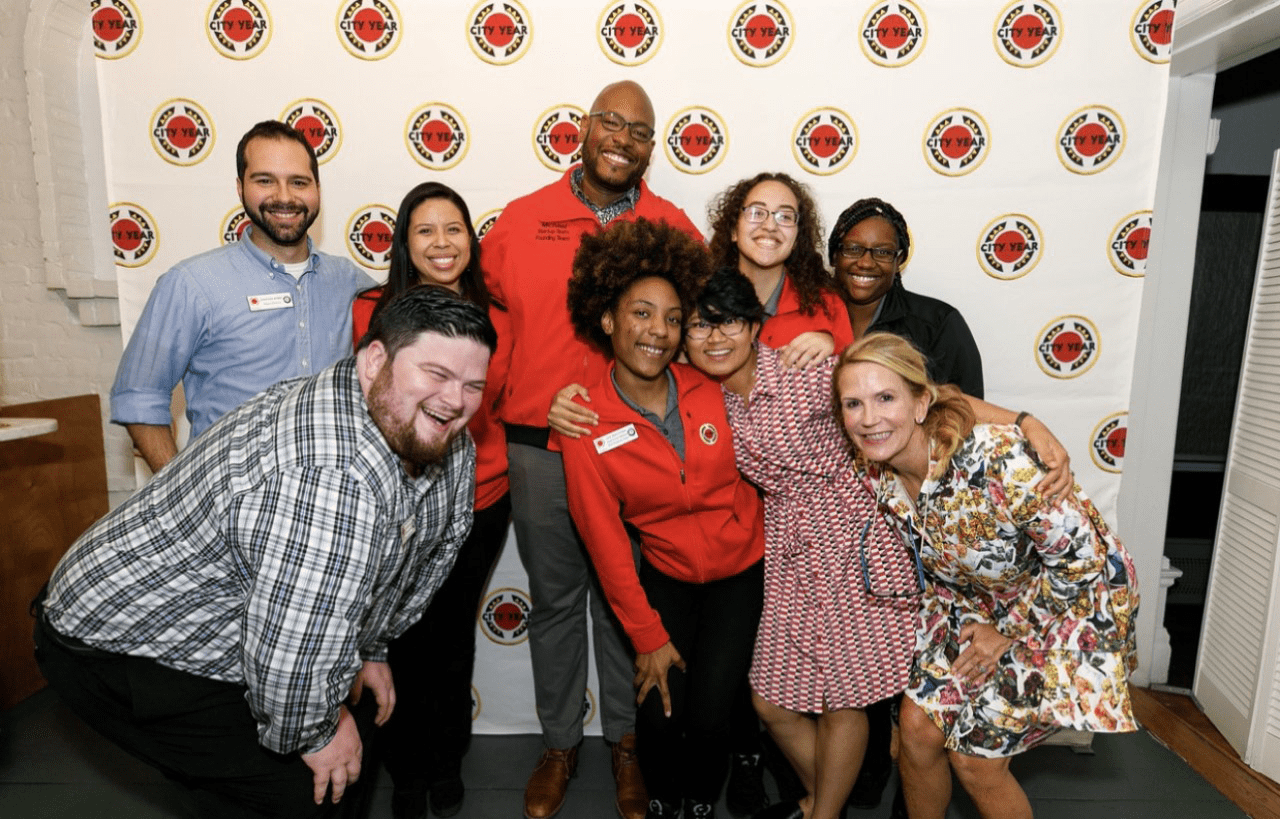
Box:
[0,3,134,508]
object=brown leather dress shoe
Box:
[611,733,648,819]
[524,746,579,819]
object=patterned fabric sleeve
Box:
[234,466,384,755]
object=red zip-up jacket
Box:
[554,363,765,654]
[759,275,854,352]
[482,169,701,431]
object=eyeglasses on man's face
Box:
[741,204,799,228]
[588,110,655,142]
[684,317,748,340]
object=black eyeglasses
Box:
[685,317,748,340]
[839,244,901,263]
[858,513,926,598]
[587,110,655,142]
[741,204,799,228]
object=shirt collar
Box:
[610,366,678,423]
[238,225,319,279]
[569,165,640,226]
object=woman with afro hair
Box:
[553,217,767,819]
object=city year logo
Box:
[791,108,857,176]
[977,214,1043,280]
[598,2,663,65]
[337,0,401,60]
[1057,105,1124,174]
[994,1,1061,67]
[480,587,532,645]
[859,1,926,67]
[471,685,481,721]
[109,202,158,267]
[664,107,728,175]
[346,205,396,270]
[922,108,989,176]
[1036,315,1099,378]
[1108,210,1152,277]
[582,688,597,726]
[220,206,249,245]
[1131,0,1175,64]
[475,208,502,240]
[1091,412,1127,473]
[150,99,215,166]
[406,103,470,170]
[91,0,141,59]
[468,1,533,65]
[533,105,584,172]
[206,0,271,60]
[281,99,342,164]
[727,1,794,67]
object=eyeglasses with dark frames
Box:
[839,244,902,263]
[684,317,748,340]
[587,110,655,142]
[858,513,926,598]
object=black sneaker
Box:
[646,798,682,818]
[683,798,715,818]
[725,753,769,817]
[428,775,464,817]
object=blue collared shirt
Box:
[111,227,374,440]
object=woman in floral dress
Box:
[834,332,1140,819]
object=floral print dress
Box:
[867,423,1140,757]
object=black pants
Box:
[33,603,378,819]
[381,495,511,791]
[636,558,764,805]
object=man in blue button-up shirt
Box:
[111,120,373,473]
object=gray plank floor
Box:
[0,687,1248,818]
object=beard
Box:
[244,199,318,248]
[366,368,453,474]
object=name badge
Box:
[247,293,295,312]
[593,424,639,454]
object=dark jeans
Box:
[381,494,511,791]
[33,602,378,819]
[636,558,764,805]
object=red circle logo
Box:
[664,107,729,175]
[337,0,402,60]
[1131,0,1175,64]
[281,99,343,165]
[922,108,989,176]
[727,1,794,67]
[791,108,857,176]
[480,588,532,645]
[859,1,927,67]
[1107,210,1151,277]
[109,202,159,267]
[1036,316,1100,378]
[91,0,142,59]
[468,1,533,65]
[219,206,250,246]
[346,205,396,270]
[206,0,271,59]
[406,103,470,170]
[1091,412,1127,473]
[994,2,1061,67]
[976,214,1043,280]
[1057,105,1124,174]
[532,105,585,172]
[597,1,663,65]
[150,99,216,166]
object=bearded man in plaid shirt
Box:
[35,286,494,819]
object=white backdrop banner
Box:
[93,0,1174,734]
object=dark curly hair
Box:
[695,266,765,326]
[706,171,837,317]
[568,218,711,353]
[827,197,911,268]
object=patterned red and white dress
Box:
[724,344,917,712]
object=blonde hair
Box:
[833,332,975,479]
